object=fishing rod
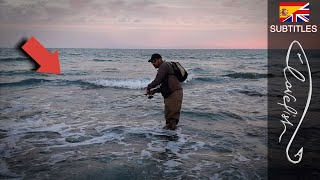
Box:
[133,92,154,99]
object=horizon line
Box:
[1,47,268,50]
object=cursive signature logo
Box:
[277,40,312,164]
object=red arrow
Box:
[22,36,61,74]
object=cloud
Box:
[0,0,266,26]
[0,0,267,48]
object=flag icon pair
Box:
[280,2,309,22]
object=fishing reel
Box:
[145,90,154,99]
[144,93,154,99]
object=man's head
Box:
[148,53,163,68]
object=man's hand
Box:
[145,88,156,96]
[145,88,151,95]
[149,89,156,95]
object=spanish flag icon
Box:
[279,2,309,22]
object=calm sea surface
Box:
[0,49,267,179]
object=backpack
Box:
[169,61,188,82]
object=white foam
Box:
[147,142,166,152]
[164,169,180,173]
[141,150,152,158]
[111,151,130,156]
[163,160,181,168]
[85,78,151,89]
[185,73,196,83]
[210,174,222,180]
[237,155,250,162]
[232,153,251,164]
[191,165,202,171]
[190,141,205,150]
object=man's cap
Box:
[148,53,162,62]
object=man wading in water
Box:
[146,53,183,130]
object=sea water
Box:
[0,48,267,179]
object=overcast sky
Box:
[0,0,267,48]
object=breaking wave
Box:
[81,78,152,89]
[224,72,268,79]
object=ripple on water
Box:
[21,131,62,140]
[65,135,92,143]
